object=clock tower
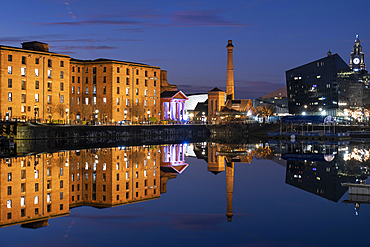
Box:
[349,34,366,71]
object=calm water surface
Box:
[0,142,369,247]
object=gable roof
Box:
[160,90,188,100]
[209,87,223,92]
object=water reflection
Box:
[1,141,370,229]
[1,144,188,229]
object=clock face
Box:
[353,57,360,64]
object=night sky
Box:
[1,0,370,99]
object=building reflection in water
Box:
[339,145,370,215]
[277,142,370,204]
[0,143,189,228]
[2,141,370,228]
[199,141,370,219]
[0,152,70,228]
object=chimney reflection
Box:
[206,142,256,222]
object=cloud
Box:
[34,9,249,28]
[0,36,143,45]
[178,81,284,100]
[0,34,64,43]
[37,20,141,26]
[140,58,174,63]
[49,38,144,43]
[169,10,248,27]
[54,45,119,51]
[116,28,145,33]
[234,80,285,99]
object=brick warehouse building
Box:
[0,41,184,124]
[70,59,161,123]
[0,41,70,122]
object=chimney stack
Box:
[226,40,234,100]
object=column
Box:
[169,102,172,120]
[176,102,179,121]
[182,102,185,121]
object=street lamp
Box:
[95,110,99,125]
[147,110,150,124]
[66,109,69,124]
[34,105,37,123]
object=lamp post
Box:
[147,110,150,124]
[66,109,69,124]
[95,110,99,125]
[124,109,127,124]
[34,105,37,123]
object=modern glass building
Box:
[286,52,350,116]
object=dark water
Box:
[0,142,369,247]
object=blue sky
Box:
[1,0,369,99]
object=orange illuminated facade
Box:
[0,152,70,228]
[68,146,160,208]
[0,42,70,122]
[0,143,189,228]
[69,59,162,123]
[0,41,185,124]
